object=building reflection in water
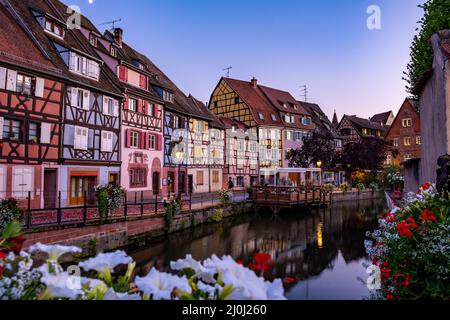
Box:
[129,199,386,300]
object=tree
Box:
[340,138,389,175]
[404,0,450,96]
[286,130,340,169]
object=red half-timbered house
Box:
[11,0,124,206]
[0,2,65,209]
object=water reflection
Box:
[128,199,386,300]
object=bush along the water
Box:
[163,197,181,229]
[0,199,24,233]
[0,240,288,300]
[366,183,450,300]
[323,183,335,193]
[356,183,365,193]
[219,189,230,205]
[339,183,349,193]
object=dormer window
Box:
[110,46,117,57]
[43,18,65,38]
[283,103,288,108]
[271,114,277,121]
[89,34,97,47]
[163,91,174,103]
[68,52,100,80]
[132,60,145,71]
[258,113,264,120]
[301,117,312,126]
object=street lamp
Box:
[176,150,184,197]
[316,160,322,168]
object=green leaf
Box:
[218,285,234,300]
[1,221,21,240]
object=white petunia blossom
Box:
[40,272,83,299]
[79,251,132,273]
[103,288,141,300]
[29,243,81,262]
[170,254,203,273]
[135,268,192,300]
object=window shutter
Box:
[123,97,129,110]
[143,101,148,115]
[157,134,162,151]
[82,90,90,110]
[139,131,146,149]
[0,167,4,199]
[145,132,150,149]
[69,52,77,70]
[35,77,45,98]
[6,69,17,91]
[139,75,146,89]
[82,128,89,150]
[101,131,113,152]
[40,122,51,144]
[0,117,4,140]
[113,99,119,117]
[118,65,127,81]
[81,57,87,74]
[153,104,159,118]
[125,129,130,148]
[103,96,109,115]
[69,87,77,107]
[0,67,7,90]
[137,99,142,113]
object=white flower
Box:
[170,254,203,273]
[135,268,192,300]
[29,243,81,261]
[81,277,106,290]
[79,251,132,273]
[41,272,83,299]
[103,288,141,300]
[202,255,287,300]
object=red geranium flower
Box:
[249,253,274,274]
[384,212,396,223]
[236,259,244,265]
[420,182,431,191]
[283,277,295,284]
[386,293,394,300]
[0,251,6,277]
[422,209,436,222]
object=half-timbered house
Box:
[12,0,123,206]
[0,1,64,209]
[337,115,387,146]
[219,117,259,189]
[209,77,284,185]
[189,96,225,193]
[78,24,164,196]
[258,86,316,168]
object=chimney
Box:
[114,28,123,47]
[250,77,258,88]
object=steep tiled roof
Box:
[346,115,387,132]
[258,85,309,115]
[301,102,341,139]
[218,116,248,131]
[188,95,224,128]
[0,4,61,76]
[222,78,283,127]
[9,0,122,97]
[370,111,393,125]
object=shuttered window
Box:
[101,131,114,153]
[103,96,118,116]
[212,171,219,184]
[70,87,90,110]
[12,167,34,199]
[197,171,204,186]
[74,126,89,150]
[40,123,51,144]
[69,52,100,80]
[2,118,21,141]
[29,122,39,143]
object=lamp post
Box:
[316,160,322,185]
[176,150,184,198]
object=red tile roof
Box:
[218,116,248,131]
[258,85,309,115]
[222,78,283,127]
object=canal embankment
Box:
[22,191,385,261]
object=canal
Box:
[128,198,386,300]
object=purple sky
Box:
[64,0,424,121]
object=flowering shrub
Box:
[370,182,380,192]
[339,183,349,193]
[95,184,125,220]
[366,183,450,300]
[323,183,335,193]
[385,170,404,188]
[0,244,287,300]
[0,199,24,233]
[219,190,230,205]
[163,197,181,228]
[356,183,365,192]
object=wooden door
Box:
[43,169,57,209]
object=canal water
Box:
[128,198,386,300]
